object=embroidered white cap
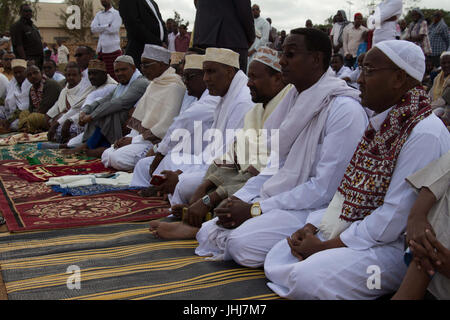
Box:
[11,59,27,69]
[114,55,135,66]
[252,46,281,72]
[374,40,425,82]
[204,48,240,69]
[142,44,171,64]
[184,54,204,70]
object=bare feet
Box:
[149,221,199,240]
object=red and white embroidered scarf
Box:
[29,79,45,111]
[337,86,432,222]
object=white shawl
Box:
[260,73,361,199]
[47,79,94,123]
[129,67,186,139]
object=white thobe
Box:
[90,7,122,54]
[101,129,153,171]
[335,66,353,79]
[195,96,369,264]
[264,112,450,300]
[0,73,8,99]
[159,72,254,205]
[2,78,32,129]
[130,91,217,187]
[253,17,270,51]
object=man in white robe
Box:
[367,0,402,44]
[0,59,32,131]
[248,5,271,67]
[264,40,450,300]
[101,44,186,171]
[194,28,368,266]
[330,54,353,79]
[145,48,254,205]
[46,62,95,143]
[148,46,291,239]
[130,54,220,188]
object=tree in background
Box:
[404,8,450,26]
[58,0,94,43]
[0,0,39,34]
[174,10,189,29]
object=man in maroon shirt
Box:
[175,25,191,52]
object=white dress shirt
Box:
[90,7,122,53]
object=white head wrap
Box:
[252,46,281,72]
[114,55,135,66]
[184,54,204,70]
[204,48,240,69]
[142,44,171,64]
[374,40,425,82]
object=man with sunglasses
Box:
[10,4,43,70]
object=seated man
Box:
[139,48,254,202]
[330,53,353,80]
[264,40,450,300]
[0,59,31,131]
[76,55,149,157]
[1,51,15,81]
[131,54,220,188]
[194,28,368,264]
[59,60,117,148]
[17,65,61,133]
[42,59,65,83]
[47,62,94,143]
[101,44,186,171]
[429,51,449,127]
[392,150,450,300]
[149,46,292,239]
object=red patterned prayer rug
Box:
[7,159,114,182]
[0,160,170,232]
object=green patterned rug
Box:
[0,143,94,164]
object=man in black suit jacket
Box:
[119,0,167,68]
[193,0,255,72]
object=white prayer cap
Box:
[374,40,425,82]
[114,55,135,66]
[184,54,204,70]
[252,46,281,72]
[11,59,27,69]
[142,44,171,64]
[204,48,240,69]
[441,51,450,58]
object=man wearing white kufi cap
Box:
[147,46,291,240]
[74,55,149,156]
[137,47,254,206]
[0,59,32,131]
[101,44,186,171]
[264,40,450,300]
[131,53,220,188]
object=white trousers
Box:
[196,209,311,267]
[101,141,152,171]
[169,170,206,205]
[264,237,407,300]
[130,156,154,187]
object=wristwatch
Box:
[201,194,212,209]
[250,202,262,218]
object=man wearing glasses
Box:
[10,4,44,70]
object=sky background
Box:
[43,0,450,32]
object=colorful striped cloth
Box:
[0,222,280,300]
